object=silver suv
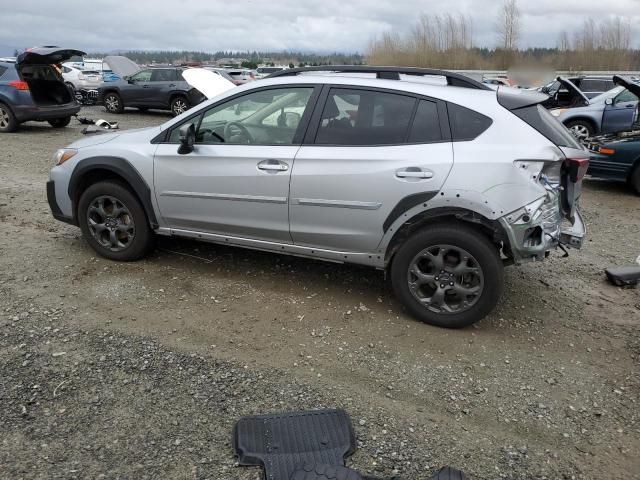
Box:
[47,66,587,328]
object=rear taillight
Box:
[8,80,29,91]
[565,158,589,183]
[78,73,86,80]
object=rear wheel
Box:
[565,119,594,140]
[630,164,640,195]
[104,92,124,113]
[48,117,71,128]
[390,224,504,328]
[0,102,18,133]
[170,96,189,116]
[78,181,154,261]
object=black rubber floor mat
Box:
[233,409,356,480]
[291,464,363,480]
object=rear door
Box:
[289,86,453,253]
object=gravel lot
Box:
[1,106,639,479]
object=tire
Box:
[565,119,594,140]
[48,117,71,128]
[390,223,504,328]
[103,92,124,114]
[630,164,640,195]
[430,466,470,480]
[0,102,18,133]
[170,96,190,116]
[77,181,154,261]
[65,82,75,92]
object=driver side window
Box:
[130,70,152,82]
[615,89,638,104]
[193,87,314,145]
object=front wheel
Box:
[170,96,190,116]
[390,224,504,328]
[104,92,124,113]
[565,119,594,140]
[48,117,71,128]
[78,181,154,261]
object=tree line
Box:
[367,1,638,71]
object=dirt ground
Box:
[1,106,639,480]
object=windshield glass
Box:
[589,86,625,104]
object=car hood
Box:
[70,126,160,149]
[102,55,141,78]
[613,75,640,98]
[17,47,86,66]
[556,76,590,105]
[181,68,235,99]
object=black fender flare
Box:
[68,156,158,228]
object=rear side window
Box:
[0,66,7,78]
[150,69,177,82]
[315,88,416,145]
[447,103,492,141]
[408,100,442,143]
[511,104,581,149]
[580,79,611,92]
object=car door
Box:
[147,68,177,107]
[289,87,454,253]
[154,85,319,243]
[601,89,638,133]
[120,69,152,104]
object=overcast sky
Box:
[1,0,638,54]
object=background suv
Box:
[47,66,587,328]
[98,67,205,116]
[0,47,82,133]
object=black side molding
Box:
[68,156,158,228]
[383,191,439,232]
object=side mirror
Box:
[178,123,196,155]
[541,86,549,94]
[127,77,135,84]
[605,98,614,105]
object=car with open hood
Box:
[0,47,82,133]
[97,57,208,116]
[548,76,639,139]
[46,66,587,329]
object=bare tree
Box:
[557,31,571,51]
[497,0,521,51]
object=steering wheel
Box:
[224,122,254,144]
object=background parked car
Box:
[0,47,82,133]
[585,129,640,194]
[540,75,615,106]
[225,69,255,85]
[61,64,102,91]
[255,66,286,79]
[202,67,237,84]
[98,67,206,116]
[550,76,639,139]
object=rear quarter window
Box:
[0,66,7,78]
[447,103,492,141]
[511,104,581,149]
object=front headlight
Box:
[550,109,566,117]
[53,148,78,166]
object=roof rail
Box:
[267,65,492,91]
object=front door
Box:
[290,87,454,253]
[154,85,318,243]
[601,89,639,133]
[120,69,152,104]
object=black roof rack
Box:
[266,65,492,91]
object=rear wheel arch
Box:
[564,117,596,132]
[384,207,510,266]
[68,157,158,228]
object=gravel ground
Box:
[0,106,639,479]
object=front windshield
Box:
[589,86,625,104]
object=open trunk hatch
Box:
[17,47,86,66]
[612,75,640,98]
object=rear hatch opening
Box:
[19,64,74,106]
[16,47,86,107]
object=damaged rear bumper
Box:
[499,193,586,263]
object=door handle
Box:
[258,159,289,172]
[169,83,176,87]
[396,169,433,179]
